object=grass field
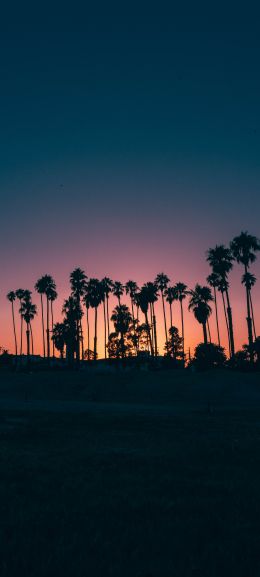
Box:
[1,369,260,576]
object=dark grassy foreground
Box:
[1,370,260,576]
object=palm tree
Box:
[16,289,25,355]
[207,245,235,357]
[70,268,87,363]
[143,282,158,355]
[165,286,175,329]
[62,296,81,365]
[101,277,114,338]
[112,281,124,305]
[125,281,139,320]
[7,291,18,358]
[207,273,221,346]
[83,284,91,360]
[99,280,108,359]
[242,272,257,341]
[188,285,213,344]
[52,322,66,358]
[47,287,58,358]
[111,304,132,358]
[35,277,47,357]
[135,287,154,356]
[230,231,260,353]
[87,279,103,360]
[155,273,169,346]
[173,282,188,360]
[19,294,37,363]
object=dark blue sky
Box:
[0,1,260,277]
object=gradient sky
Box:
[1,2,260,356]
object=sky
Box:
[0,2,260,357]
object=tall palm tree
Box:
[101,277,114,339]
[47,287,58,358]
[207,273,221,346]
[83,286,91,360]
[35,277,47,357]
[242,272,257,341]
[7,291,18,358]
[173,282,188,360]
[87,279,103,360]
[70,268,87,363]
[125,281,139,320]
[19,294,37,363]
[112,281,124,305]
[35,275,56,359]
[230,231,260,353]
[165,286,175,329]
[111,304,132,358]
[188,285,213,344]
[16,289,25,355]
[143,282,158,355]
[155,273,169,347]
[207,245,235,357]
[135,287,154,356]
[99,280,108,359]
[62,296,81,365]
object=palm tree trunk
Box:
[225,289,235,357]
[221,291,231,357]
[26,324,30,362]
[86,307,90,360]
[249,291,257,340]
[51,301,55,358]
[161,292,168,346]
[46,296,50,359]
[30,323,34,355]
[245,266,253,359]
[169,302,173,329]
[213,286,221,346]
[40,294,46,358]
[94,307,98,361]
[11,302,18,357]
[150,304,154,350]
[19,299,23,356]
[180,300,185,363]
[207,320,211,343]
[80,319,84,360]
[203,322,208,345]
[145,312,154,357]
[152,303,158,356]
[106,296,110,337]
[103,300,107,359]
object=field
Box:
[1,369,260,576]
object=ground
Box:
[0,369,260,576]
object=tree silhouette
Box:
[135,287,154,356]
[125,280,139,319]
[189,285,213,344]
[207,272,221,346]
[87,279,102,361]
[155,273,169,347]
[164,326,183,360]
[19,292,37,363]
[165,286,175,329]
[101,277,114,340]
[143,282,158,355]
[231,231,260,356]
[47,287,58,358]
[112,281,124,305]
[7,291,18,358]
[111,304,132,358]
[52,322,66,358]
[70,268,87,363]
[242,272,257,340]
[173,282,188,362]
[16,289,25,355]
[207,245,235,357]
